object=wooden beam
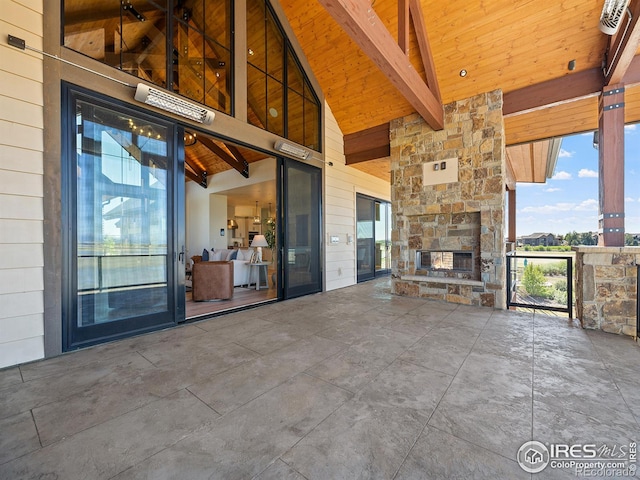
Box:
[409,0,441,103]
[598,84,625,246]
[398,0,410,55]
[198,136,249,178]
[225,144,250,177]
[184,152,208,188]
[344,123,390,164]
[503,67,604,117]
[504,55,640,117]
[318,0,443,130]
[605,0,640,85]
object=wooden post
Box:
[597,84,625,246]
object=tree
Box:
[522,263,550,298]
[564,231,580,246]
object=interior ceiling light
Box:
[184,131,197,146]
[599,0,631,35]
[274,140,311,160]
[459,69,467,77]
[134,83,215,125]
[568,59,576,71]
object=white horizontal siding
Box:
[0,0,44,368]
[323,102,390,292]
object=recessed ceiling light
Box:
[459,69,467,77]
[568,59,576,71]
[269,107,278,118]
[248,48,254,56]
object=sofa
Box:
[192,261,234,301]
[194,248,255,287]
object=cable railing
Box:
[506,252,573,317]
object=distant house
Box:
[518,233,559,247]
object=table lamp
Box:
[250,234,269,262]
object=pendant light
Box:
[253,201,261,225]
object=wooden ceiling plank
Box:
[317,0,443,130]
[606,0,640,85]
[198,136,249,178]
[408,0,441,103]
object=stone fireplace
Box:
[391,91,506,308]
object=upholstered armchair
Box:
[192,261,234,301]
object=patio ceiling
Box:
[278,0,640,182]
[62,1,640,184]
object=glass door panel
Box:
[65,90,180,350]
[375,201,390,273]
[282,159,322,298]
[356,195,375,281]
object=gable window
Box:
[63,0,233,115]
[246,0,321,151]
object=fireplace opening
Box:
[416,250,474,273]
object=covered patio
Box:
[1,278,638,479]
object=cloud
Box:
[544,188,562,192]
[515,183,543,188]
[626,197,636,202]
[552,171,572,180]
[578,169,598,178]
[558,149,574,158]
[575,199,598,211]
[520,199,598,214]
[625,124,637,131]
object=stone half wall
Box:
[391,90,506,308]
[573,246,640,337]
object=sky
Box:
[515,124,640,237]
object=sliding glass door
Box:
[281,158,322,298]
[63,86,184,350]
[357,194,391,282]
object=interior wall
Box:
[186,157,277,259]
[323,102,391,291]
[0,0,45,368]
[209,195,228,251]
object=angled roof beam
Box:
[604,0,640,85]
[198,136,249,178]
[184,153,208,188]
[224,144,251,178]
[318,0,443,130]
[398,0,410,54]
[409,0,441,102]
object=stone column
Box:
[391,90,506,308]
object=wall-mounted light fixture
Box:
[134,83,215,125]
[274,140,311,160]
